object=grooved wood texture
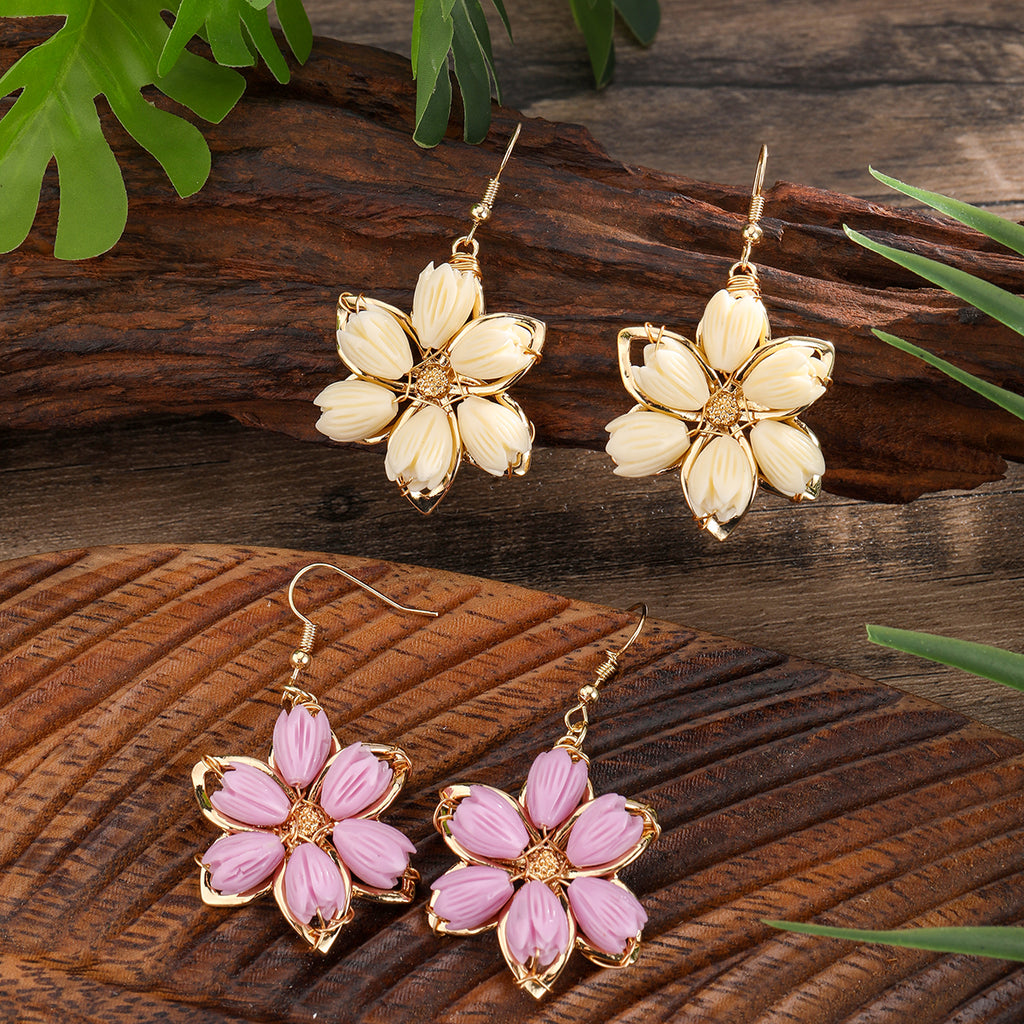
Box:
[3,23,1024,502]
[1,545,1022,1022]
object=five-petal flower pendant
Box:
[193,699,418,953]
[428,745,660,998]
[606,286,835,539]
[315,258,546,514]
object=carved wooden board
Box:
[1,545,1023,1022]
[3,24,1024,502]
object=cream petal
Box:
[749,419,825,497]
[384,404,456,493]
[685,434,755,522]
[632,337,710,411]
[449,316,534,380]
[337,306,414,380]
[457,396,531,476]
[411,262,479,351]
[605,409,690,477]
[697,289,769,373]
[742,346,827,411]
[314,380,398,442]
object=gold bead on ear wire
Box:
[606,146,836,540]
[190,562,438,953]
[314,125,546,515]
[426,604,660,999]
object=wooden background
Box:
[3,546,1024,1022]
[2,0,1024,739]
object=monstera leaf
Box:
[158,0,312,82]
[0,0,309,260]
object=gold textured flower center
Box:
[286,800,332,843]
[704,388,741,428]
[414,363,453,401]
[520,842,568,883]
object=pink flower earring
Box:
[191,563,438,953]
[427,606,660,998]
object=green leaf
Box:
[569,0,616,88]
[160,0,253,76]
[873,330,1024,421]
[413,63,453,147]
[614,0,660,44]
[870,167,1024,259]
[764,921,1024,961]
[0,0,246,259]
[157,49,245,124]
[451,0,498,142]
[411,0,502,146]
[844,226,1024,337]
[866,624,1024,691]
[160,0,311,82]
[411,0,455,147]
[239,3,290,83]
[276,0,313,64]
[488,0,513,40]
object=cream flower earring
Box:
[606,146,835,540]
[314,125,546,514]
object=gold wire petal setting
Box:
[315,127,546,514]
[427,610,660,999]
[606,146,836,540]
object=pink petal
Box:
[283,842,348,924]
[430,865,514,931]
[564,793,644,868]
[449,786,531,861]
[319,742,393,819]
[210,763,291,827]
[567,876,648,955]
[332,818,416,889]
[203,831,286,895]
[504,880,571,968]
[272,706,332,788]
[525,748,589,830]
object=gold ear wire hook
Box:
[591,602,648,687]
[453,123,522,256]
[557,603,649,750]
[286,562,438,683]
[737,144,769,269]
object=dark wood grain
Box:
[317,0,1024,217]
[3,23,1024,502]
[1,545,1023,1022]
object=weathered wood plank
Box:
[2,421,1022,739]
[3,22,1024,502]
[310,0,1024,214]
[1,546,1023,1021]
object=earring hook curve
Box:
[288,562,439,628]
